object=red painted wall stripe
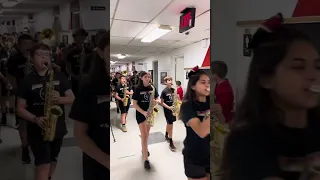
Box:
[201,46,210,67]
[293,0,320,17]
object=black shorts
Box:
[136,111,146,124]
[28,136,63,166]
[83,154,109,180]
[71,79,79,95]
[184,156,210,178]
[119,102,130,114]
[164,109,176,124]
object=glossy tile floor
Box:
[110,102,188,180]
[0,106,83,180]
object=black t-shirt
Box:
[65,44,92,76]
[116,84,131,98]
[7,50,28,84]
[132,85,159,113]
[226,119,320,180]
[16,71,71,138]
[0,48,8,75]
[161,87,174,107]
[180,97,210,164]
[68,82,109,175]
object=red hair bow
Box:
[261,13,284,33]
[191,66,199,72]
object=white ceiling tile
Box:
[110,45,125,53]
[151,0,210,26]
[127,39,149,46]
[121,46,143,54]
[160,29,188,41]
[111,20,147,38]
[182,29,210,42]
[135,23,159,39]
[166,41,192,48]
[115,0,172,22]
[110,36,133,45]
[148,39,177,47]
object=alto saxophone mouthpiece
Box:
[310,85,320,93]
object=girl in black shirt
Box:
[160,76,177,151]
[180,66,210,180]
[132,71,160,170]
[223,13,320,180]
[69,32,109,180]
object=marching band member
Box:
[160,76,177,151]
[132,71,160,170]
[69,32,109,180]
[224,13,320,180]
[16,43,74,180]
[6,34,34,164]
[180,66,210,180]
[115,75,133,132]
[112,72,121,113]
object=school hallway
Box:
[0,106,83,180]
[110,102,187,180]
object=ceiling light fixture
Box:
[2,0,19,7]
[110,61,117,64]
[141,25,172,43]
[116,54,126,59]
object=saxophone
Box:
[172,88,182,117]
[123,83,129,107]
[146,84,159,127]
[211,91,230,176]
[79,43,86,79]
[43,66,63,142]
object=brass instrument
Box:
[210,87,230,176]
[121,70,127,76]
[24,54,33,75]
[146,84,159,127]
[172,88,182,117]
[123,83,129,107]
[42,64,63,141]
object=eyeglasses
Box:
[35,52,52,57]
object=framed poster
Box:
[160,72,167,85]
[148,70,153,82]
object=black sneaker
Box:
[144,160,151,170]
[21,146,31,164]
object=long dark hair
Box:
[136,71,148,89]
[183,70,208,103]
[234,20,320,131]
[81,31,109,94]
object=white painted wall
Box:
[79,0,109,30]
[135,40,210,93]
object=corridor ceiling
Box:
[110,0,210,65]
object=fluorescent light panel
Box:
[141,25,172,43]
[116,54,126,59]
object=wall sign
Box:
[243,28,252,57]
[179,7,196,33]
[91,6,106,11]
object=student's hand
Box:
[212,104,222,115]
[52,91,60,104]
[169,106,173,110]
[142,111,148,118]
[120,98,124,102]
[153,99,159,104]
[35,117,46,129]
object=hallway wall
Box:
[135,39,210,93]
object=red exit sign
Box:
[179,8,196,33]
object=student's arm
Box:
[16,79,37,123]
[56,74,74,105]
[126,86,133,95]
[115,92,122,101]
[181,103,210,138]
[160,91,171,110]
[69,91,109,169]
[132,89,147,116]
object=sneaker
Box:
[169,141,177,152]
[144,160,151,170]
[21,146,31,164]
[121,125,127,132]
